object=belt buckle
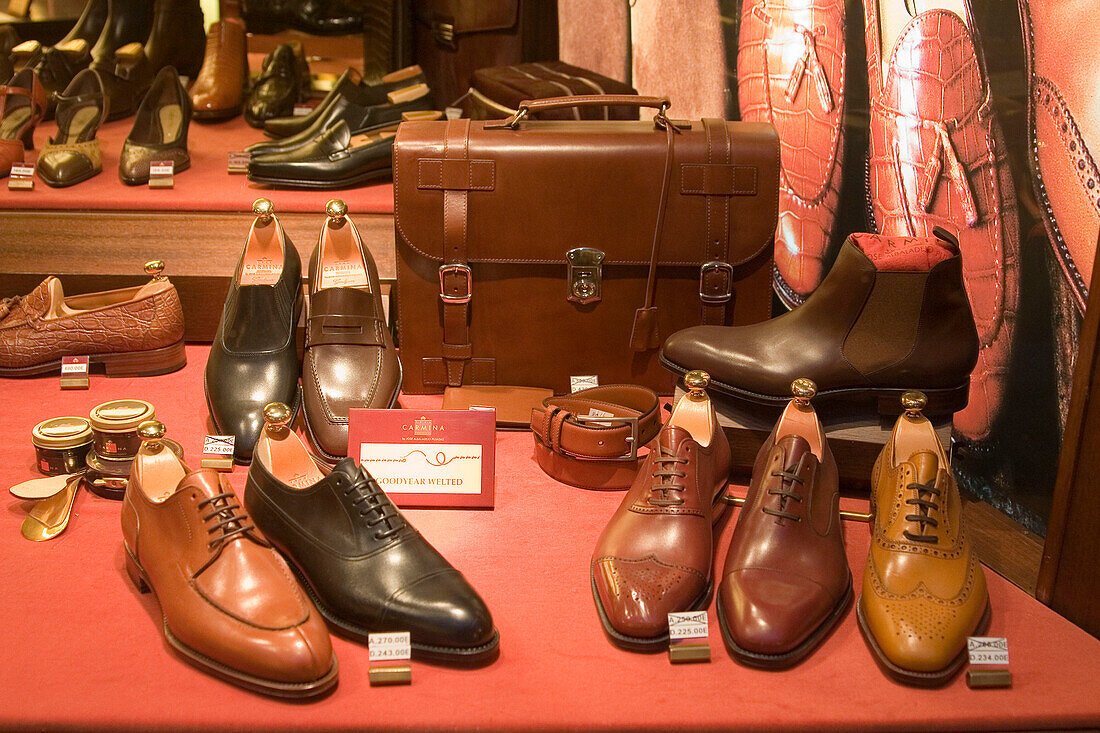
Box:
[699,260,733,304]
[573,414,640,461]
[438,263,472,304]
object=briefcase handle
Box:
[484,95,673,130]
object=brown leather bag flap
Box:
[413,0,520,35]
[393,118,779,267]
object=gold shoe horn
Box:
[21,473,83,542]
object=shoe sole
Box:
[124,545,339,699]
[193,105,243,121]
[0,339,186,378]
[855,594,992,688]
[277,546,501,667]
[246,167,391,191]
[589,479,731,653]
[716,575,853,669]
[658,353,970,418]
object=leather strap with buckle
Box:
[530,384,663,490]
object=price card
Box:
[60,356,90,390]
[200,434,235,470]
[149,161,174,189]
[570,375,598,392]
[227,151,250,174]
[968,637,1009,665]
[445,106,464,120]
[8,163,34,190]
[668,611,710,664]
[368,631,412,686]
[292,104,312,116]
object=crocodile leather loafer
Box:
[189,18,249,121]
[204,199,302,462]
[245,405,500,666]
[302,200,401,461]
[122,426,337,698]
[858,392,990,687]
[0,260,185,377]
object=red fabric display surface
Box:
[1,345,1099,730]
[0,116,394,214]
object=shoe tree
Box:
[889,390,948,466]
[254,402,324,490]
[131,420,186,502]
[668,370,718,446]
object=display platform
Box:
[0,115,395,214]
[2,346,1100,731]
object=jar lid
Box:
[32,416,93,450]
[89,399,156,433]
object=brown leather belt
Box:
[530,384,663,490]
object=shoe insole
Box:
[667,392,715,447]
[878,0,972,79]
[56,105,98,145]
[256,429,325,490]
[318,220,369,290]
[157,104,182,144]
[238,218,284,286]
[0,107,30,139]
[773,401,825,461]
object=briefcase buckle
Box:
[699,261,734,304]
[439,264,472,304]
[567,248,604,305]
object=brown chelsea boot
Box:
[660,229,979,419]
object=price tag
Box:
[149,161,174,189]
[368,631,412,686]
[368,631,411,662]
[968,637,1009,665]
[200,435,235,470]
[60,356,90,390]
[8,163,34,190]
[570,375,598,393]
[227,151,250,174]
[445,106,464,120]
[668,611,710,664]
[292,104,312,116]
[581,408,615,427]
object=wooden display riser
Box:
[0,209,396,342]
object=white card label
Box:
[668,611,709,641]
[968,637,1009,665]
[202,435,235,456]
[368,631,411,662]
[445,105,463,120]
[361,443,482,495]
[293,104,312,116]
[570,375,598,392]
[10,164,33,177]
[149,162,174,177]
[61,361,88,375]
[581,408,614,427]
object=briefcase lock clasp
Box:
[567,248,604,305]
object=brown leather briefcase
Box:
[393,95,779,395]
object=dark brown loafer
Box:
[302,199,401,460]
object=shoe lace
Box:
[903,477,942,543]
[762,465,804,523]
[647,447,688,507]
[0,295,21,320]
[197,491,254,552]
[343,471,406,540]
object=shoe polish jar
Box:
[88,399,156,461]
[31,416,93,476]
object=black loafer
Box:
[248,113,438,190]
[244,420,500,667]
[204,199,302,462]
[261,65,429,140]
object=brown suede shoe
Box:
[121,422,338,698]
[717,381,851,668]
[0,261,185,377]
[301,200,401,461]
[590,378,731,651]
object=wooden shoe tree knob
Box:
[138,420,166,452]
[669,370,716,446]
[144,260,165,281]
[252,197,274,224]
[775,378,825,460]
[326,198,348,225]
[135,420,185,501]
[263,402,292,436]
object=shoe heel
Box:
[124,550,151,594]
[101,340,187,378]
